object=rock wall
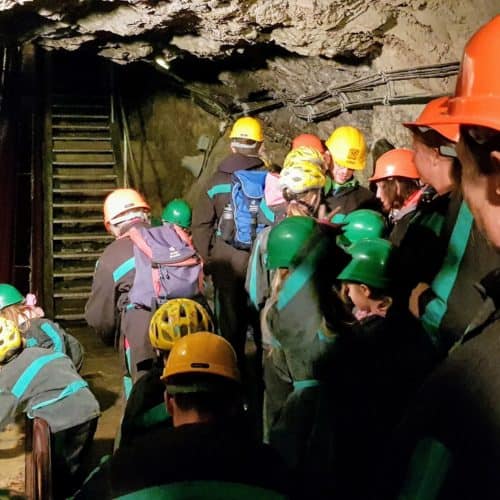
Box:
[4,1,495,205]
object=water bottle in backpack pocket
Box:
[127,225,203,310]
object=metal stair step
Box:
[53,136,111,141]
[54,252,102,259]
[53,271,95,278]
[53,161,115,167]
[53,234,113,241]
[54,313,87,321]
[53,202,102,209]
[53,217,103,224]
[52,125,110,131]
[52,114,109,120]
[53,188,113,195]
[53,291,90,299]
[52,148,113,154]
[53,174,117,181]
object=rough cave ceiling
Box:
[0,0,497,67]
[0,0,498,151]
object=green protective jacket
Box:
[245,226,274,312]
[0,347,99,433]
[394,191,500,353]
[380,268,500,500]
[23,317,84,370]
[263,236,337,385]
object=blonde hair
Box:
[0,303,32,332]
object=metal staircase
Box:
[44,94,122,323]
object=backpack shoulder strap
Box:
[127,227,153,259]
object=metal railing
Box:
[110,92,137,188]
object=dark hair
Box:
[168,373,242,419]
[372,138,394,165]
[460,125,500,176]
[377,178,420,210]
[412,128,452,149]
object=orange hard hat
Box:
[403,97,459,143]
[103,188,150,231]
[291,133,325,153]
[426,16,500,132]
[369,148,420,182]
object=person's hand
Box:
[409,282,431,318]
[317,205,341,223]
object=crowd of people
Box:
[0,14,499,500]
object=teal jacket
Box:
[0,347,99,433]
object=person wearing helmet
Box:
[291,133,325,154]
[261,217,340,449]
[245,170,287,312]
[279,159,327,217]
[85,188,154,386]
[283,145,326,171]
[297,238,436,500]
[324,126,380,218]
[192,116,270,364]
[118,298,214,447]
[0,283,84,369]
[290,134,334,192]
[0,317,100,498]
[368,148,423,245]
[162,198,192,232]
[380,16,500,500]
[75,332,290,499]
[394,95,500,354]
[335,209,387,251]
[244,160,328,321]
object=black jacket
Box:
[309,306,438,500]
[192,153,264,282]
[76,417,291,499]
[380,268,500,500]
[324,183,380,215]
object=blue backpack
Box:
[126,225,203,310]
[219,170,271,250]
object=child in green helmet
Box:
[0,283,84,369]
[300,238,439,499]
[162,198,193,241]
[0,317,99,497]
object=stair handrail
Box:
[110,92,137,188]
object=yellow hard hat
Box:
[161,332,240,383]
[149,299,214,352]
[325,126,367,170]
[229,117,264,142]
[283,146,325,170]
[279,160,326,194]
[0,318,22,364]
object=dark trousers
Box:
[52,417,98,498]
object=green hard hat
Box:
[266,216,317,270]
[337,238,394,290]
[336,209,387,250]
[0,284,24,310]
[162,199,192,229]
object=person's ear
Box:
[165,390,175,415]
[490,151,500,198]
[359,283,371,297]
